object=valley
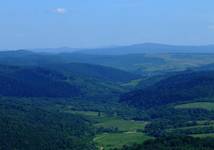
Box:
[0,50,214,149]
[63,109,151,150]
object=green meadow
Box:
[175,102,214,111]
[64,109,151,150]
[94,132,151,150]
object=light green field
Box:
[66,110,148,132]
[67,110,102,117]
[94,118,150,149]
[167,125,214,134]
[96,118,148,132]
[64,109,107,120]
[64,109,152,150]
[191,133,214,138]
[175,102,214,111]
[121,79,142,88]
[94,132,151,150]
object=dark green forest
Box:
[118,136,214,150]
[0,97,96,150]
[120,71,214,108]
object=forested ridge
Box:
[0,97,96,150]
[120,71,214,109]
[0,66,81,97]
[117,136,214,150]
[0,64,137,99]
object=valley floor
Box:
[64,109,152,150]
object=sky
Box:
[1,0,214,50]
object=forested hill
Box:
[0,63,138,98]
[0,97,96,150]
[118,136,214,150]
[194,63,214,71]
[46,63,141,83]
[0,66,81,97]
[0,50,141,82]
[120,71,214,109]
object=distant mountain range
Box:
[78,43,214,55]
[29,43,214,54]
[1,49,214,76]
[32,47,80,53]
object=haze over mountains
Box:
[29,43,214,54]
[1,47,214,76]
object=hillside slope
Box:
[0,97,96,150]
[0,64,132,100]
[120,71,214,109]
[0,66,80,97]
[46,63,140,83]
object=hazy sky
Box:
[1,0,214,49]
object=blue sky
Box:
[1,0,214,49]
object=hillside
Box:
[120,71,214,109]
[56,53,214,75]
[118,136,214,150]
[0,64,133,99]
[0,65,81,97]
[0,97,96,150]
[194,63,214,71]
[46,63,141,83]
[0,50,54,66]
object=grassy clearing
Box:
[66,110,101,117]
[65,109,148,132]
[175,102,214,111]
[94,132,151,150]
[94,117,150,149]
[168,124,214,132]
[166,120,214,134]
[191,133,214,138]
[121,79,142,88]
[64,109,107,120]
[96,118,148,132]
[64,109,152,150]
[197,120,214,125]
